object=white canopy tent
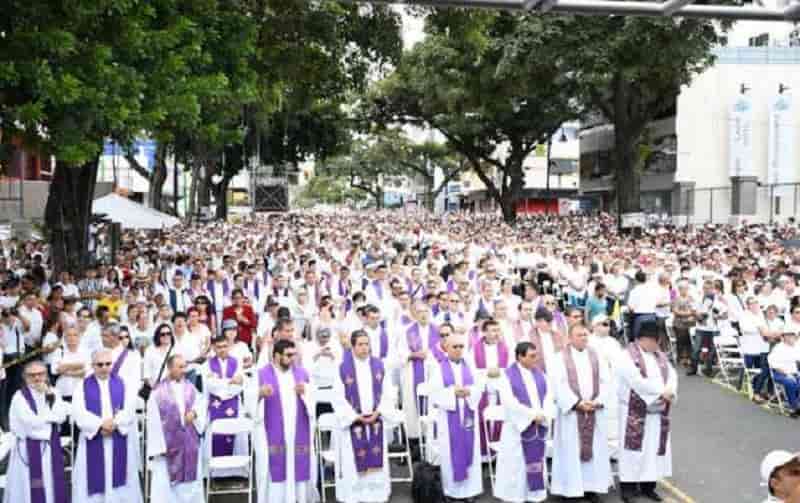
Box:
[93,193,180,229]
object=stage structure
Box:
[365,0,800,21]
[251,169,289,212]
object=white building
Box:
[580,20,800,224]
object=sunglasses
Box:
[94,362,112,367]
[451,344,465,349]
[160,331,173,336]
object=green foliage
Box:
[295,173,363,208]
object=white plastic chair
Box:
[713,333,744,390]
[205,417,254,503]
[482,404,504,491]
[415,381,436,462]
[316,413,338,503]
[769,366,790,415]
[315,387,336,409]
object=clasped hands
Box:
[358,411,380,425]
[454,386,470,398]
[575,400,602,413]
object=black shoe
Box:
[620,494,635,503]
[584,492,601,503]
[685,368,697,376]
[642,490,663,502]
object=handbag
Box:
[138,343,174,401]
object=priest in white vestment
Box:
[204,335,247,478]
[616,322,678,503]
[494,342,555,503]
[550,323,612,501]
[331,330,403,503]
[146,355,207,503]
[245,339,317,503]
[398,301,445,441]
[429,333,485,500]
[72,349,142,503]
[103,322,142,394]
[588,315,622,447]
[4,361,69,503]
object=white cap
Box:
[761,450,799,494]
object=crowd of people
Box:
[1,210,800,503]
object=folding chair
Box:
[768,366,790,416]
[713,332,744,390]
[415,381,436,463]
[206,417,254,503]
[608,437,620,492]
[482,404,504,491]
[316,412,338,503]
[61,412,74,476]
[383,385,413,483]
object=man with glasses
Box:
[146,355,206,503]
[5,360,69,503]
[511,300,536,345]
[434,293,468,334]
[331,331,401,503]
[71,349,141,503]
[246,339,316,503]
[429,333,485,501]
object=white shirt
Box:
[627,283,659,314]
[0,321,24,354]
[739,310,769,355]
[18,305,43,346]
[768,342,800,376]
[51,344,89,397]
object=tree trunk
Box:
[498,158,524,226]
[45,157,99,275]
[187,164,198,222]
[147,145,168,210]
[214,175,232,220]
[614,128,641,215]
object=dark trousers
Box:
[0,353,22,430]
[739,354,770,394]
[620,481,657,497]
[690,329,718,374]
[630,313,656,342]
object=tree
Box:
[295,173,362,208]
[0,0,188,272]
[370,10,583,225]
[553,17,723,216]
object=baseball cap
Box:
[761,450,800,494]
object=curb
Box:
[658,478,697,503]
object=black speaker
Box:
[254,184,289,212]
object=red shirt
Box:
[222,304,256,346]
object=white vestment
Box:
[109,347,142,396]
[204,357,247,478]
[616,347,678,482]
[429,359,484,499]
[550,347,613,497]
[3,389,69,503]
[493,363,555,503]
[146,380,207,503]
[71,377,142,503]
[331,356,402,503]
[397,322,438,438]
[244,364,317,503]
[588,334,622,447]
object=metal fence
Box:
[673,182,800,225]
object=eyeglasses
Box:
[451,344,465,349]
[159,331,173,336]
[94,362,112,367]
[25,371,47,378]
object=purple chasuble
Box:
[472,337,509,456]
[110,349,129,378]
[562,347,600,462]
[406,323,444,394]
[440,358,476,483]
[505,363,548,492]
[258,364,312,483]
[155,380,200,484]
[84,375,127,495]
[623,343,671,456]
[208,357,240,456]
[20,387,67,503]
[339,352,385,473]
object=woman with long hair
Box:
[142,323,174,388]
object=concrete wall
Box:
[0,180,114,223]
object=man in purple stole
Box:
[4,361,69,503]
[550,323,612,502]
[246,339,316,503]
[399,301,445,443]
[204,336,247,478]
[102,322,142,396]
[429,333,484,500]
[332,331,402,503]
[146,355,206,503]
[72,349,141,503]
[494,342,554,503]
[470,319,510,459]
[616,322,677,503]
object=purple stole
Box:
[505,363,548,492]
[339,352,385,473]
[440,359,476,483]
[530,329,563,373]
[624,343,671,456]
[206,279,231,311]
[406,323,444,391]
[375,321,389,359]
[405,277,413,295]
[338,279,352,312]
[20,387,67,503]
[431,303,440,317]
[208,357,240,456]
[155,380,200,484]
[446,278,456,293]
[372,280,383,300]
[111,349,129,378]
[562,347,600,462]
[84,375,127,495]
[472,337,509,456]
[258,364,312,482]
[244,280,261,302]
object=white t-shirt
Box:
[18,305,43,346]
[738,310,769,355]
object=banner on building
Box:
[767,94,794,185]
[729,95,754,178]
